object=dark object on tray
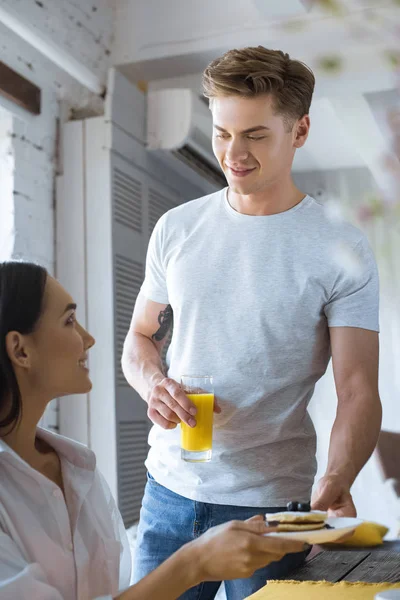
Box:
[287,500,311,512]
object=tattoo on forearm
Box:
[152,305,173,342]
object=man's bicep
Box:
[130,292,173,351]
[330,327,379,399]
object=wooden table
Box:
[285,541,400,583]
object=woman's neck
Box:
[0,389,50,463]
[1,390,64,492]
[1,405,64,491]
[1,419,41,462]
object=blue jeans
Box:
[133,473,308,600]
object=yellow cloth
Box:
[332,521,389,547]
[246,580,400,600]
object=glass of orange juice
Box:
[181,375,214,463]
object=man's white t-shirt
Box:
[141,188,379,507]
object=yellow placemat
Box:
[246,580,400,600]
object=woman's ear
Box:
[5,332,30,369]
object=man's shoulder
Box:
[164,189,224,223]
[306,197,367,247]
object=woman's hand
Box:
[190,515,307,583]
[117,516,308,600]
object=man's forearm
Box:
[326,393,382,487]
[121,332,165,402]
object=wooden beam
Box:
[0,61,41,115]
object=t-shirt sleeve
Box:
[140,214,170,305]
[324,236,379,331]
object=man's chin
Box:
[228,182,257,195]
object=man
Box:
[122,46,382,599]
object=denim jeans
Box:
[133,473,308,600]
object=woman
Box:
[0,261,305,600]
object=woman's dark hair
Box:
[0,261,47,434]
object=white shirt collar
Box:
[0,427,96,471]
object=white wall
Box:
[0,0,114,430]
[0,109,14,261]
[0,0,114,272]
[0,0,113,85]
[294,167,400,537]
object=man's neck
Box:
[228,181,305,217]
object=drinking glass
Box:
[180,375,214,462]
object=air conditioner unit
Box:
[147,88,226,189]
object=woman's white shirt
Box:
[0,427,132,599]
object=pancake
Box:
[266,510,328,532]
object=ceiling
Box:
[114,0,400,176]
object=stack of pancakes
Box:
[266,510,328,532]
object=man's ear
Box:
[293,115,310,149]
[5,331,31,369]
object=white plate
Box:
[264,517,363,544]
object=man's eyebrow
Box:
[214,125,271,134]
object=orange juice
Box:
[181,393,214,452]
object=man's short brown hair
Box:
[202,46,315,129]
